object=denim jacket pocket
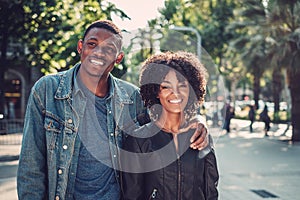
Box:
[44,117,62,152]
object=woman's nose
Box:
[171,86,180,96]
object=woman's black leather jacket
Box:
[120,122,219,200]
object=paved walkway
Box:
[0,133,21,162]
[212,119,300,200]
[0,119,299,200]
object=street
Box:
[0,161,18,200]
[0,119,299,199]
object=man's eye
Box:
[104,46,115,54]
[179,84,188,88]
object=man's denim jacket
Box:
[17,63,148,200]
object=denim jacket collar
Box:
[54,63,79,100]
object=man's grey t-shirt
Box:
[73,75,120,200]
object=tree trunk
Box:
[289,61,300,142]
[290,82,300,142]
[230,78,238,109]
[0,3,9,116]
[0,68,5,116]
[253,74,260,110]
[272,68,283,122]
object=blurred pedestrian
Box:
[248,105,255,133]
[222,102,234,133]
[260,105,271,136]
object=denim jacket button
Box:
[63,145,68,150]
[58,169,63,174]
[67,119,72,124]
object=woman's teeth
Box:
[169,99,182,104]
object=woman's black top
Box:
[120,122,219,200]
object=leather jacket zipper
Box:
[174,134,181,200]
[177,153,181,200]
[174,133,182,200]
[149,188,158,199]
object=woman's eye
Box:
[161,85,171,90]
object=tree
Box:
[22,0,130,74]
[159,0,237,67]
[157,0,238,105]
[0,0,131,117]
[226,0,271,109]
[266,0,300,141]
[219,50,247,105]
[0,0,25,117]
[120,19,163,85]
[229,0,300,140]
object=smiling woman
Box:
[139,51,207,123]
[157,70,190,131]
[121,51,219,200]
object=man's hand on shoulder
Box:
[179,115,209,150]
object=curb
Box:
[0,155,19,162]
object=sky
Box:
[108,0,165,31]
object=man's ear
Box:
[77,39,83,54]
[115,52,124,64]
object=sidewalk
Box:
[0,133,22,162]
[0,119,293,162]
[213,119,300,200]
[215,118,293,141]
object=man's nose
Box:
[94,46,105,54]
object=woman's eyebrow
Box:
[161,80,171,84]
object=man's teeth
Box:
[91,59,104,66]
[169,99,182,104]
